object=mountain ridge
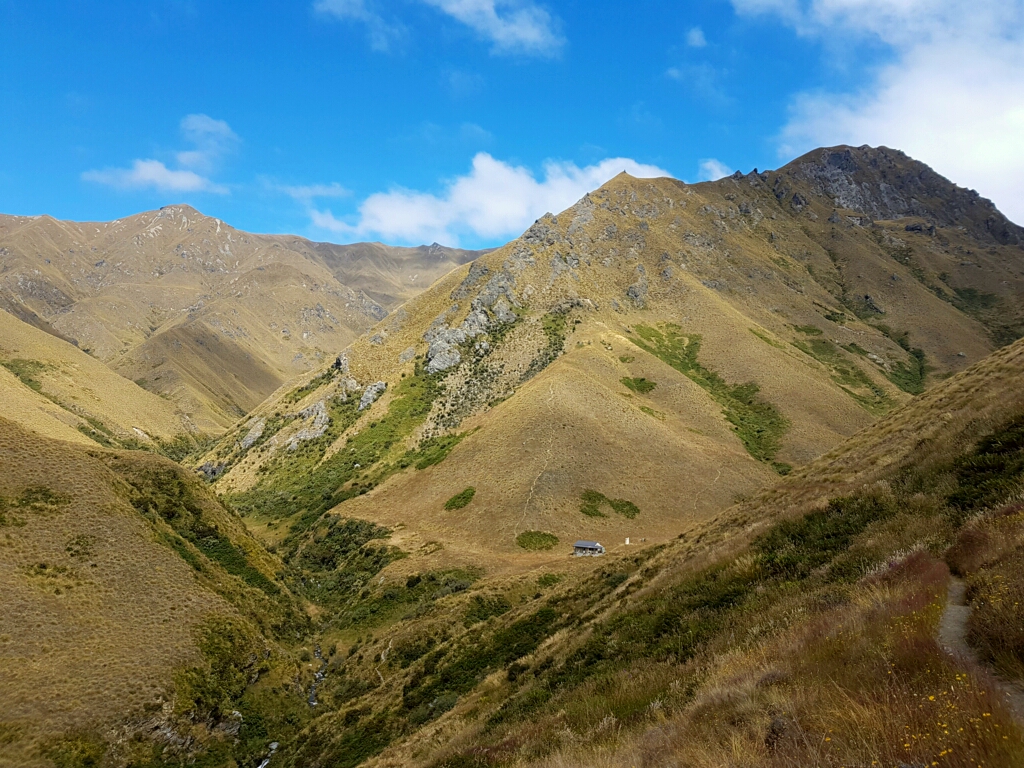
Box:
[201,144,1024,573]
[0,205,484,430]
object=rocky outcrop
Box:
[359,381,387,411]
[288,401,329,450]
[239,417,265,451]
[783,145,1023,245]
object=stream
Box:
[307,644,328,708]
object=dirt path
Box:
[938,577,1024,722]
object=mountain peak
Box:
[778,145,1023,245]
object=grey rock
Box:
[288,401,330,449]
[369,332,386,346]
[522,216,562,247]
[472,270,518,310]
[358,382,387,411]
[550,254,570,280]
[626,270,648,307]
[426,346,461,373]
[492,297,517,324]
[198,462,226,480]
[504,245,536,272]
[451,261,490,300]
[399,346,416,363]
[461,308,490,337]
[239,417,266,451]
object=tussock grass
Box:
[420,392,1024,768]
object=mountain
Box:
[0,207,482,431]
[203,145,1024,574]
[3,320,1023,768]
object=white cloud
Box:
[732,0,1024,223]
[313,0,405,51]
[697,158,732,182]
[82,114,236,195]
[176,113,238,172]
[82,159,227,194]
[686,26,707,47]
[421,0,564,55]
[311,152,670,246]
[278,182,351,202]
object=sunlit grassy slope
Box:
[0,309,197,448]
[0,416,315,768]
[205,145,1024,571]
[344,333,1024,768]
[4,145,1024,768]
[6,335,1024,768]
[0,207,482,430]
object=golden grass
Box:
[0,417,232,767]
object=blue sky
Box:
[1,1,1021,247]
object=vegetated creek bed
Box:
[257,645,328,766]
[308,644,328,707]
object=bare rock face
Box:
[358,381,387,411]
[239,417,265,451]
[288,401,329,449]
[423,305,502,374]
[785,145,1023,245]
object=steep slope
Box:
[360,335,1024,768]
[206,145,1024,569]
[0,309,196,448]
[0,417,313,768]
[0,208,480,430]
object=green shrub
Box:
[608,499,640,519]
[44,732,106,768]
[465,595,513,625]
[516,531,559,551]
[630,324,788,464]
[621,377,656,394]
[410,433,466,469]
[580,490,639,519]
[445,487,476,510]
[537,573,562,588]
[580,489,607,517]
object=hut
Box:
[573,540,605,556]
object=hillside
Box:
[203,145,1024,571]
[4,313,1023,768]
[0,416,313,768]
[352,333,1024,768]
[0,309,196,449]
[0,208,480,431]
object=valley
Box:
[1,145,1024,768]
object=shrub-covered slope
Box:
[0,417,311,768]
